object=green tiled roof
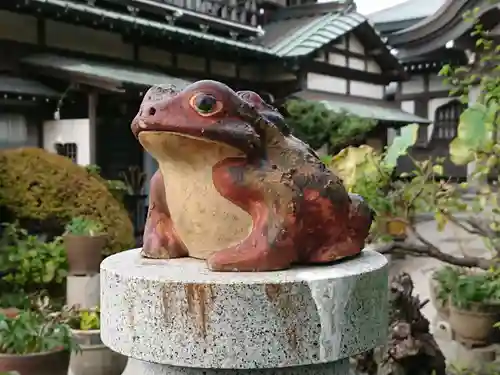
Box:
[22,54,192,88]
[0,75,59,97]
[34,0,272,56]
[268,12,366,57]
[320,99,429,124]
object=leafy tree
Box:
[283,99,377,154]
[327,4,500,270]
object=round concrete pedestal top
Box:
[101,248,388,369]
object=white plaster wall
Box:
[349,81,384,99]
[306,73,347,94]
[366,60,382,74]
[348,57,365,71]
[401,75,425,95]
[43,119,90,166]
[327,53,346,67]
[428,74,450,92]
[348,35,365,54]
[401,100,415,114]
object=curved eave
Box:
[387,0,485,46]
[393,6,500,60]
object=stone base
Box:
[67,274,100,309]
[100,248,388,371]
[122,358,350,375]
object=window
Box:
[0,114,28,147]
[432,100,464,141]
[54,142,78,163]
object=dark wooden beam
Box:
[132,44,139,61]
[397,90,452,101]
[304,61,396,85]
[327,45,366,60]
[36,17,45,46]
[88,91,98,164]
[345,36,350,95]
[4,39,278,92]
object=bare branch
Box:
[442,212,484,236]
[371,218,494,270]
[373,240,493,269]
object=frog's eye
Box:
[189,93,222,116]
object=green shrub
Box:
[0,223,67,289]
[0,147,134,255]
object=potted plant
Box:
[429,266,463,320]
[63,217,106,276]
[0,297,78,375]
[66,306,127,375]
[448,272,500,345]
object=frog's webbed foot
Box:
[142,170,188,259]
[208,158,296,272]
[141,206,187,259]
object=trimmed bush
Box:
[0,147,134,255]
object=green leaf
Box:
[329,145,381,191]
[450,104,491,165]
[432,165,444,175]
[435,211,448,231]
[449,138,475,165]
[383,123,419,169]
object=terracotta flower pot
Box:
[385,218,407,240]
[429,279,450,320]
[376,216,408,241]
[449,302,499,345]
[64,235,107,276]
[70,329,127,375]
[0,349,70,375]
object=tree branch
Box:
[374,241,493,269]
[372,218,494,270]
[442,212,484,236]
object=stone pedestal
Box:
[100,248,389,374]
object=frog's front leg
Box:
[207,158,296,272]
[142,170,188,259]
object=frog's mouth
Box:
[133,118,261,156]
[137,130,245,162]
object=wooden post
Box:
[88,91,98,165]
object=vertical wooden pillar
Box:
[88,91,98,165]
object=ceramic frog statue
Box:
[131,80,374,272]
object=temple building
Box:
[371,0,500,180]
[5,0,496,235]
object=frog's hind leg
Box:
[305,193,373,263]
[142,170,188,259]
[207,158,296,272]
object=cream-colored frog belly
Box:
[139,132,253,259]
